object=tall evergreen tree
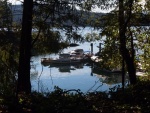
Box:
[17,0,33,94]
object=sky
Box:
[9,0,146,13]
[75,5,114,13]
[8,0,22,4]
[8,0,22,5]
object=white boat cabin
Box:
[70,49,84,58]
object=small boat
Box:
[70,49,84,58]
[41,53,82,64]
[41,48,93,64]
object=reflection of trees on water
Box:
[30,62,38,80]
[87,71,129,93]
[32,60,129,92]
[92,68,129,85]
[102,74,127,85]
[86,64,129,92]
[33,63,54,93]
[86,79,103,93]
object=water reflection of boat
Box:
[58,65,71,73]
[48,63,84,73]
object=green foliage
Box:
[136,28,150,74]
[0,6,20,95]
[80,0,116,12]
[0,24,18,107]
[0,1,19,76]
[84,32,100,42]
[93,12,122,70]
[0,0,12,28]
[0,31,19,74]
[32,30,68,55]
[90,1,150,73]
[109,79,150,113]
[32,0,82,42]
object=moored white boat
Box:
[70,49,84,58]
[41,53,82,64]
[41,48,94,64]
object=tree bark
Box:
[17,0,33,94]
[119,0,137,85]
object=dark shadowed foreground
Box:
[0,78,150,113]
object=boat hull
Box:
[41,58,81,64]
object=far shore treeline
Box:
[11,5,150,27]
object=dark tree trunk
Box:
[124,48,136,84]
[17,0,33,94]
[119,0,137,85]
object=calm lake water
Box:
[30,27,128,93]
[30,42,128,93]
